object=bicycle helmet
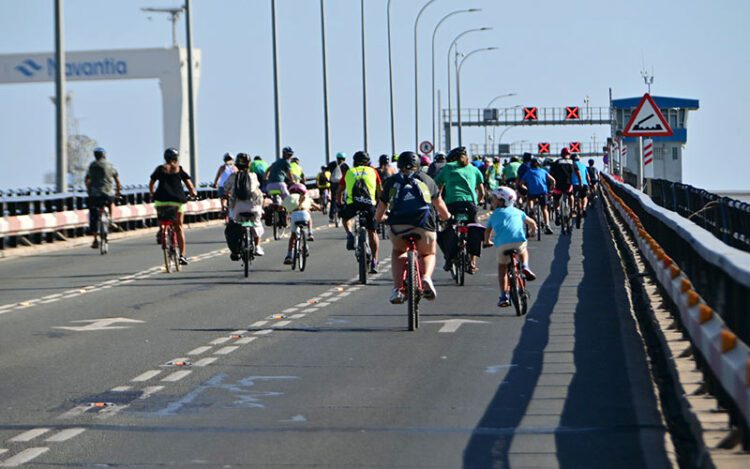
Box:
[561,147,571,157]
[235,153,250,169]
[223,152,234,162]
[291,156,300,163]
[397,151,419,170]
[288,182,307,195]
[492,186,517,207]
[588,159,595,166]
[435,152,446,162]
[446,146,467,163]
[379,154,390,165]
[531,157,542,168]
[282,146,294,156]
[93,147,106,159]
[336,152,347,161]
[353,150,370,166]
[164,147,179,162]
[522,152,532,163]
[420,155,431,167]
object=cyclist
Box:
[290,156,305,183]
[420,154,431,172]
[85,147,121,249]
[502,156,522,185]
[587,159,600,199]
[327,152,349,224]
[376,151,451,303]
[149,147,197,265]
[485,157,502,192]
[212,153,237,214]
[223,153,265,260]
[265,146,294,198]
[516,152,533,181]
[316,165,331,210]
[435,146,485,273]
[519,157,556,234]
[571,154,592,218]
[484,186,538,307]
[337,150,382,273]
[377,154,396,181]
[282,183,320,264]
[250,155,269,189]
[427,152,447,178]
[549,147,581,226]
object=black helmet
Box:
[397,151,419,170]
[93,147,106,159]
[164,147,179,162]
[446,146,467,163]
[379,154,390,165]
[522,152,532,163]
[235,153,250,169]
[223,152,233,162]
[588,159,595,166]
[353,150,370,166]
[282,146,294,156]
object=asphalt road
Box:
[0,207,671,468]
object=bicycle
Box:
[353,210,372,284]
[573,188,584,230]
[236,212,258,278]
[378,220,389,240]
[505,248,530,317]
[156,205,181,273]
[449,213,470,286]
[400,233,423,331]
[557,190,572,235]
[290,220,309,272]
[319,188,330,215]
[267,190,288,240]
[529,195,544,242]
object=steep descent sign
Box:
[622,94,673,137]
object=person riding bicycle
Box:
[427,152,447,179]
[549,147,582,226]
[223,153,265,260]
[519,157,556,235]
[485,157,502,192]
[484,187,538,308]
[316,165,331,209]
[85,147,121,249]
[290,156,305,183]
[282,183,320,265]
[327,152,350,224]
[212,153,237,215]
[377,154,396,182]
[435,146,485,273]
[376,151,451,304]
[250,155,269,188]
[338,150,382,273]
[149,147,197,265]
[502,156,522,186]
[265,146,295,199]
[571,154,592,218]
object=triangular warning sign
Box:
[622,93,673,137]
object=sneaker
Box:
[544,226,554,235]
[369,259,379,274]
[554,213,560,226]
[255,245,265,256]
[91,239,99,249]
[283,255,293,265]
[179,256,189,266]
[230,253,240,261]
[497,293,510,308]
[422,277,437,300]
[389,288,405,304]
[307,232,315,241]
[523,266,537,281]
[346,232,355,251]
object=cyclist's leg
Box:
[365,206,379,261]
[88,196,102,243]
[388,233,409,298]
[414,229,438,280]
[175,209,186,256]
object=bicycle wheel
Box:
[508,264,522,317]
[407,250,417,331]
[299,235,307,272]
[162,246,171,273]
[575,200,582,229]
[243,232,250,278]
[273,211,280,240]
[458,248,467,286]
[358,227,368,284]
[451,259,459,284]
[535,207,542,241]
[171,230,181,272]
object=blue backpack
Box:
[388,173,432,229]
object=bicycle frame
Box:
[505,250,528,316]
[401,235,423,331]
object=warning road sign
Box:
[622,94,673,137]
[419,140,434,154]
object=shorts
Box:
[341,203,377,231]
[528,193,548,206]
[390,225,437,244]
[575,185,589,198]
[154,200,186,213]
[290,210,311,226]
[552,186,573,198]
[265,182,289,199]
[495,241,527,264]
[446,201,478,223]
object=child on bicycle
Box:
[282,183,320,265]
[484,187,538,308]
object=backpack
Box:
[330,163,343,183]
[233,171,257,202]
[388,173,432,228]
[350,168,373,205]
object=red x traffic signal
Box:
[569,141,581,153]
[523,107,538,121]
[538,142,550,154]
[566,106,580,119]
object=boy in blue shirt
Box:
[484,186,538,307]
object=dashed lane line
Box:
[131,370,162,382]
[9,429,50,443]
[193,357,219,367]
[161,370,192,382]
[0,447,50,467]
[214,346,239,355]
[187,346,212,356]
[44,428,86,443]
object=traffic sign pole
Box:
[638,136,643,191]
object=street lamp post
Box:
[483,92,516,154]
[413,0,438,152]
[320,0,331,164]
[54,0,67,193]
[445,27,491,150]
[431,8,480,155]
[456,47,498,146]
[494,105,522,152]
[361,0,368,152]
[185,0,198,181]
[386,0,396,156]
[271,0,282,160]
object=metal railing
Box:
[648,179,750,253]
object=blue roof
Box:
[612,96,699,110]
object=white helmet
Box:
[492,186,517,207]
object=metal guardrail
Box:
[648,178,750,253]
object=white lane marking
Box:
[214,346,239,355]
[96,404,126,419]
[111,386,132,392]
[54,317,144,332]
[39,298,60,304]
[56,405,88,419]
[230,329,247,335]
[45,428,85,442]
[347,287,361,292]
[302,308,318,313]
[317,302,331,307]
[289,314,306,319]
[140,386,164,399]
[282,308,298,313]
[254,329,273,336]
[188,346,212,355]
[423,319,490,333]
[0,447,50,467]
[250,320,268,328]
[294,303,309,308]
[193,357,218,367]
[41,293,63,300]
[338,292,351,297]
[62,294,80,299]
[162,370,192,382]
[235,337,256,345]
[120,279,135,284]
[9,428,51,442]
[328,297,341,302]
[273,321,291,328]
[319,292,333,297]
[0,450,6,457]
[209,337,231,345]
[132,370,162,382]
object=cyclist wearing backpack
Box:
[376,151,451,303]
[327,152,349,224]
[337,151,382,273]
[223,153,265,260]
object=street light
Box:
[431,8,480,155]
[494,104,522,151]
[185,0,198,180]
[456,47,498,146]
[483,92,516,154]
[320,0,331,164]
[271,0,282,160]
[386,0,396,156]
[445,27,491,150]
[413,0,438,151]
[54,0,67,192]
[361,0,368,152]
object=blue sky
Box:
[0,0,748,191]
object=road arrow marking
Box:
[54,317,144,332]
[423,319,489,333]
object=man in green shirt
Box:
[251,156,269,187]
[502,156,522,185]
